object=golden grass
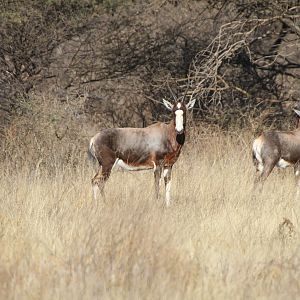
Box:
[1,133,300,299]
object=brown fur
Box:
[253,111,300,187]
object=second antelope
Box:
[252,108,300,188]
[89,97,196,206]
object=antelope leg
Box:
[163,167,172,206]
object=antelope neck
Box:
[168,122,186,147]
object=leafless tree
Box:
[186,2,300,128]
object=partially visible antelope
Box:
[252,108,300,189]
[88,95,196,206]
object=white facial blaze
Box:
[175,109,184,132]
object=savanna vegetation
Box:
[1,133,300,299]
[1,1,300,299]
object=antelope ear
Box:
[163,99,173,111]
[294,109,300,117]
[186,98,196,110]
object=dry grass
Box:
[1,133,300,299]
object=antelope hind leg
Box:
[92,167,109,201]
[163,167,172,207]
[154,165,162,199]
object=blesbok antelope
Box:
[88,97,196,206]
[252,108,300,189]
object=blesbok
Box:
[88,97,196,206]
[252,108,300,188]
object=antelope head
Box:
[162,97,196,134]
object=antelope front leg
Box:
[163,166,172,206]
[154,165,162,199]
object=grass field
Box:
[1,132,300,299]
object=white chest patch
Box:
[175,109,184,132]
[277,159,292,169]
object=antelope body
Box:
[252,109,300,186]
[89,98,195,206]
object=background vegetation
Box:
[1,1,300,299]
[1,1,300,135]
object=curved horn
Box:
[294,109,300,117]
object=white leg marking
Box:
[163,168,169,177]
[152,161,156,172]
[164,168,172,206]
[258,163,264,173]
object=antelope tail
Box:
[88,137,98,164]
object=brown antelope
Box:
[252,108,300,188]
[88,97,196,206]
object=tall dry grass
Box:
[1,132,300,300]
